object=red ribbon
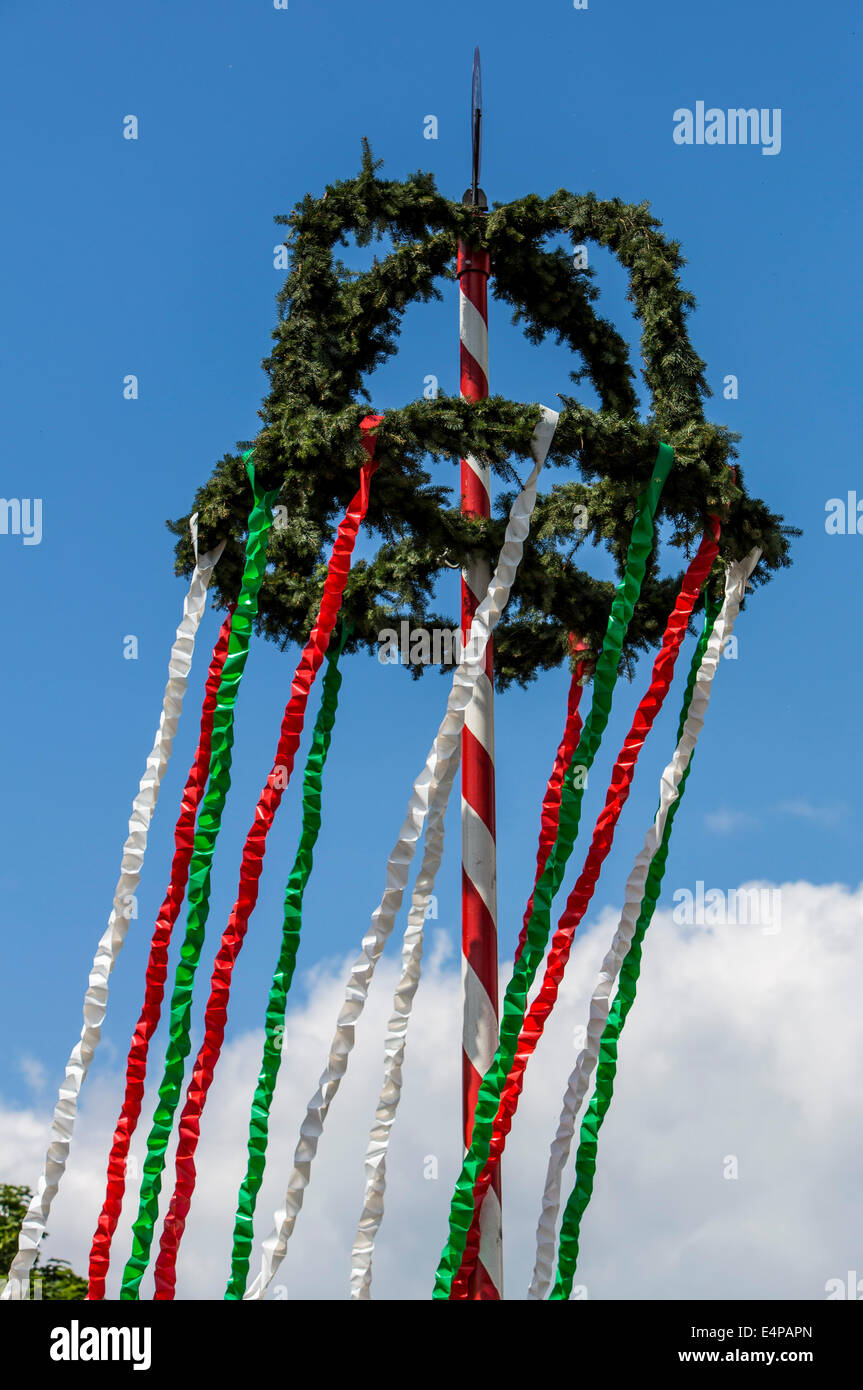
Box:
[451,521,720,1297]
[514,642,592,966]
[87,607,235,1301]
[151,419,382,1298]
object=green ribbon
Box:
[225,622,350,1300]
[433,443,674,1298]
[121,455,279,1299]
[550,594,722,1300]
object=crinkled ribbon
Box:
[529,601,717,1300]
[514,651,590,965]
[1,517,226,1301]
[549,549,761,1301]
[151,427,381,1298]
[88,606,234,1300]
[433,442,675,1300]
[244,404,560,1302]
[451,520,720,1296]
[225,623,351,1300]
[349,649,587,1299]
[349,739,461,1299]
[120,459,280,1299]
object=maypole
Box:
[458,46,502,1301]
[0,106,794,1308]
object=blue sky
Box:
[1,0,861,1289]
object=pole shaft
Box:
[457,240,502,1300]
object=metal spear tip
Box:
[462,45,487,209]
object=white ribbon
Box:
[528,547,761,1301]
[1,517,225,1299]
[349,738,460,1299]
[245,406,559,1301]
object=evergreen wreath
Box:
[170,141,793,689]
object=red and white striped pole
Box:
[457,47,502,1298]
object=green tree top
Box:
[1,1183,87,1300]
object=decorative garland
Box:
[170,141,793,691]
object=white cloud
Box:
[775,800,846,827]
[2,881,862,1301]
[16,1056,47,1095]
[705,808,759,835]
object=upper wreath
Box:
[171,141,793,689]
